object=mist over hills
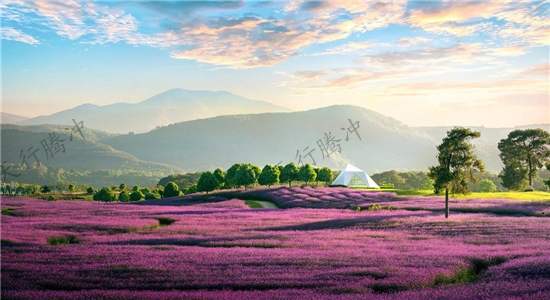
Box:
[1,124,182,174]
[3,102,548,185]
[100,105,549,174]
[1,112,29,124]
[100,105,438,174]
[17,88,290,134]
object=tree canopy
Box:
[93,187,116,202]
[478,179,497,193]
[298,164,317,185]
[118,190,130,202]
[258,165,280,187]
[130,190,144,201]
[197,171,220,194]
[428,127,484,218]
[163,182,181,198]
[280,163,298,187]
[213,168,225,186]
[498,129,550,190]
[235,165,257,189]
[316,167,333,186]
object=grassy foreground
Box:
[374,189,550,201]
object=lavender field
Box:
[2,188,550,299]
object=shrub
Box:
[164,182,181,198]
[478,179,497,193]
[184,184,198,195]
[93,187,116,202]
[118,191,131,202]
[156,217,176,226]
[47,235,80,245]
[367,204,382,211]
[1,208,15,215]
[41,185,51,193]
[86,186,96,194]
[355,206,361,211]
[46,195,56,201]
[144,191,161,200]
[130,190,145,201]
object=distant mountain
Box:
[101,105,439,174]
[1,124,183,174]
[1,112,29,124]
[417,124,550,173]
[19,88,291,133]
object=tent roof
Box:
[331,164,379,188]
[341,164,363,172]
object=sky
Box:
[1,0,549,127]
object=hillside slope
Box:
[101,105,437,174]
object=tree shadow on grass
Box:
[100,235,283,248]
[258,212,434,231]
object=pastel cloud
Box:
[0,27,39,44]
[397,37,431,46]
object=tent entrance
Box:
[348,174,368,188]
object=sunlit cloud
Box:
[397,37,431,46]
[1,27,39,44]
[518,63,550,77]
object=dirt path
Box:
[254,201,278,209]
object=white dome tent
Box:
[331,164,380,188]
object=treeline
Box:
[87,162,334,202]
[371,169,549,192]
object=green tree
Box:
[184,184,198,194]
[317,167,333,186]
[22,184,41,195]
[132,185,140,192]
[41,185,51,193]
[86,186,96,194]
[478,179,497,193]
[428,127,485,218]
[258,164,280,187]
[118,191,131,202]
[155,187,164,198]
[498,129,550,190]
[225,163,244,188]
[130,190,145,201]
[280,163,298,187]
[197,171,220,194]
[250,164,262,181]
[119,183,126,191]
[418,176,434,190]
[298,164,317,185]
[545,164,550,189]
[213,168,225,185]
[140,187,151,194]
[68,184,76,194]
[163,182,181,198]
[371,170,405,188]
[93,187,116,202]
[236,165,257,190]
[499,164,528,191]
[144,191,161,200]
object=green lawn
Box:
[244,200,264,209]
[371,189,550,201]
